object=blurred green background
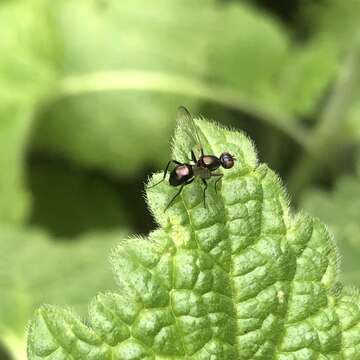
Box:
[1,0,360,358]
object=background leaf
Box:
[31,0,324,179]
[1,0,360,358]
[301,176,360,287]
[32,0,213,176]
[0,0,60,225]
[0,227,127,358]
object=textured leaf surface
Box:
[28,116,360,359]
[301,176,360,287]
[0,227,127,358]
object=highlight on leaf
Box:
[27,111,360,360]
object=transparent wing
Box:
[176,106,203,159]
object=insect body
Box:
[148,106,236,211]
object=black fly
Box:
[148,106,236,211]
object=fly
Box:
[148,106,236,211]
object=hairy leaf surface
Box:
[28,116,360,359]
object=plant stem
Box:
[288,36,360,197]
[59,70,309,149]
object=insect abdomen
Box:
[169,165,193,186]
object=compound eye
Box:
[220,152,235,169]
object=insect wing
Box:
[176,106,203,158]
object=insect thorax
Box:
[193,165,211,179]
[200,155,221,171]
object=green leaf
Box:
[33,0,211,176]
[301,176,360,287]
[303,0,360,55]
[32,0,320,179]
[301,0,360,141]
[347,101,360,142]
[277,41,338,117]
[28,115,360,359]
[208,3,288,111]
[0,227,127,359]
[0,0,60,224]
[0,110,32,225]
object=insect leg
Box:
[211,173,223,194]
[164,178,194,212]
[191,150,197,163]
[202,179,208,208]
[148,160,181,188]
